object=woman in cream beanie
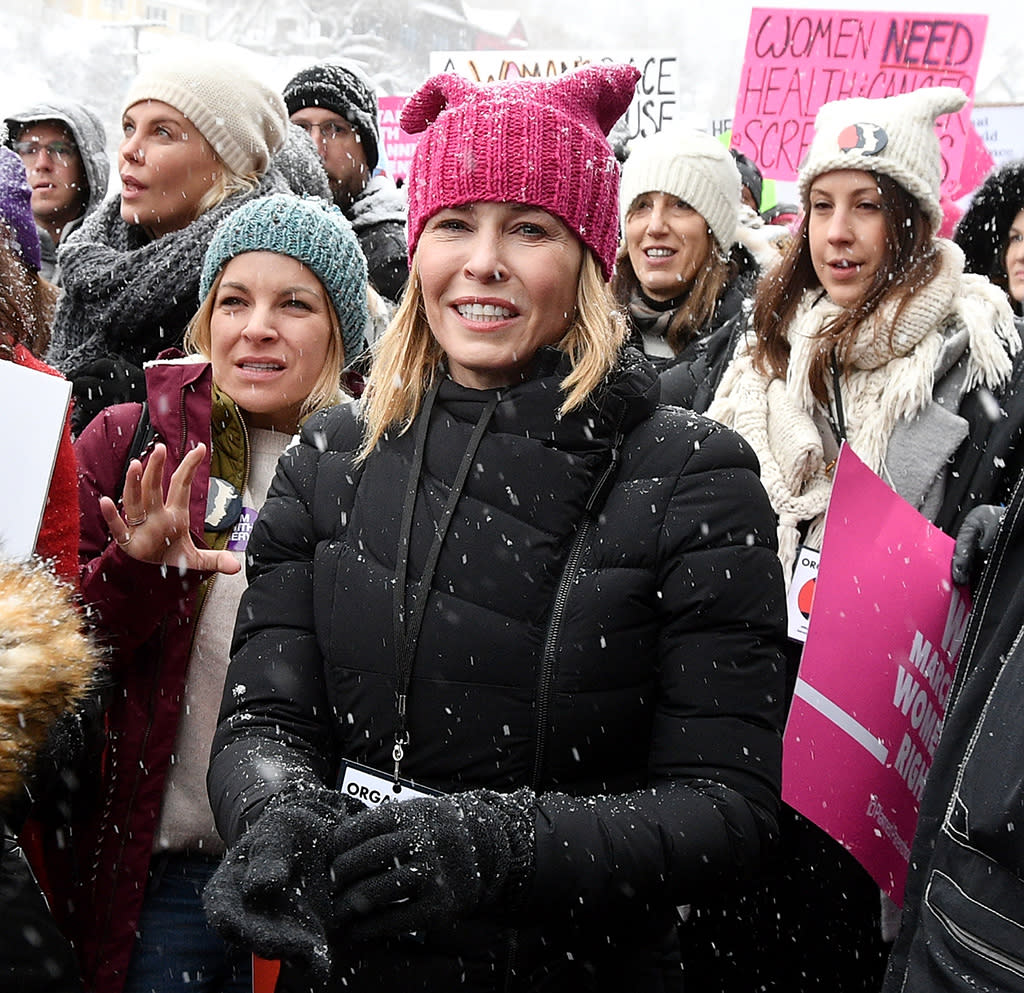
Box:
[48,49,290,434]
[701,85,1024,993]
[611,126,759,412]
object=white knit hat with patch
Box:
[124,51,288,177]
[619,127,742,252]
[797,86,967,230]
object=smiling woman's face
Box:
[624,191,712,301]
[416,201,583,390]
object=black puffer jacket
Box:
[209,348,788,992]
[657,278,752,413]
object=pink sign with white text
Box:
[731,7,988,197]
[782,445,970,904]
[377,95,419,184]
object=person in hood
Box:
[284,60,409,304]
[202,63,788,993]
[706,86,1024,993]
[5,99,109,284]
[46,50,291,435]
[68,193,369,993]
[955,158,1024,318]
[611,127,759,413]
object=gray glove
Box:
[330,788,536,941]
[952,504,1005,585]
[203,786,362,980]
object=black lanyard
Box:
[823,353,847,477]
[390,381,499,783]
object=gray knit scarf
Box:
[48,171,287,374]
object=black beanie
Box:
[283,61,380,172]
[730,149,763,210]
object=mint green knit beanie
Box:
[201,193,370,361]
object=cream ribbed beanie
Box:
[124,52,288,177]
[619,128,742,251]
[797,86,967,230]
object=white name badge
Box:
[787,546,821,643]
[339,760,442,809]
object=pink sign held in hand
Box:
[782,444,970,905]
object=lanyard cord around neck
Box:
[825,351,847,475]
[390,380,499,783]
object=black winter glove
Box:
[952,504,1005,586]
[203,787,362,980]
[330,788,536,941]
[69,357,146,435]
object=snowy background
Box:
[0,0,1021,195]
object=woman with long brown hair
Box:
[705,86,1023,993]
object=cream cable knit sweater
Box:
[708,240,1019,581]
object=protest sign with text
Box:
[782,445,970,904]
[731,7,988,198]
[430,50,679,143]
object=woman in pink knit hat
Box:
[204,63,788,993]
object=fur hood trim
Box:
[0,560,101,803]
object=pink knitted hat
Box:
[401,63,640,280]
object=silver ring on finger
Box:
[125,512,148,527]
[115,531,133,547]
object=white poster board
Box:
[0,360,71,561]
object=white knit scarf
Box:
[708,240,1019,581]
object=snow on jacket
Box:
[883,469,1024,993]
[208,346,789,992]
[347,172,408,303]
[68,353,250,993]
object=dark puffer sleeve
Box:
[527,416,787,917]
[208,407,359,846]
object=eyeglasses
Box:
[294,121,352,141]
[13,140,78,163]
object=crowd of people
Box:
[1,42,1023,993]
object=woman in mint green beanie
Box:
[59,193,368,993]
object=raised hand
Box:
[98,442,241,576]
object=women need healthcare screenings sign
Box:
[731,8,990,199]
[783,447,970,904]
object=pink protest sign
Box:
[949,122,994,201]
[377,95,419,184]
[731,8,988,197]
[782,445,970,904]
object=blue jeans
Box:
[122,852,252,993]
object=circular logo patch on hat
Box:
[837,123,888,156]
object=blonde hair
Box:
[195,163,260,218]
[183,265,346,421]
[357,248,625,461]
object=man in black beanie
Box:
[285,60,408,304]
